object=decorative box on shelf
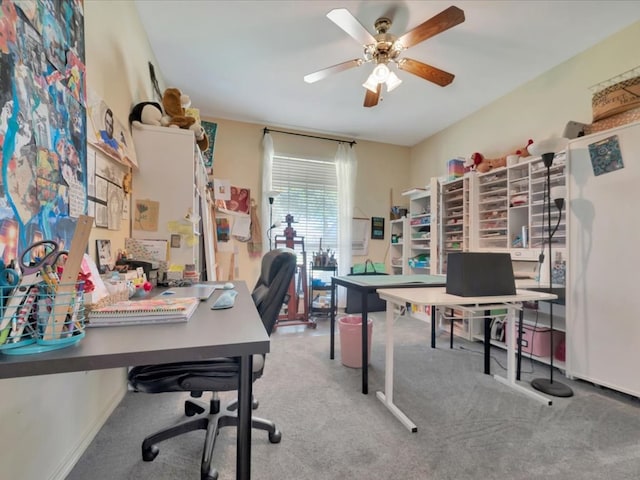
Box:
[447,158,465,180]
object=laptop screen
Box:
[446,252,516,297]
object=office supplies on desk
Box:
[87,296,199,326]
[211,290,238,310]
[159,283,217,301]
[46,215,93,339]
[1,239,68,334]
[0,260,19,313]
[0,279,87,355]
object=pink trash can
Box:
[338,315,373,368]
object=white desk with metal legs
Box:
[376,287,557,432]
[0,281,268,480]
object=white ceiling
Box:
[133,1,640,147]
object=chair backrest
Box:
[251,248,297,335]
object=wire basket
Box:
[0,285,39,351]
[0,281,86,355]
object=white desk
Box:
[376,287,557,432]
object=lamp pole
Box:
[268,196,275,250]
[530,149,573,398]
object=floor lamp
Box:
[266,190,280,250]
[528,138,573,398]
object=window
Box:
[271,155,338,261]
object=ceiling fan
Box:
[304,5,465,107]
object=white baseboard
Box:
[49,381,127,480]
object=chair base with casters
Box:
[185,392,260,417]
[138,393,281,480]
[128,248,297,480]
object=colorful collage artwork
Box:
[0,0,87,263]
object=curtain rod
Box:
[263,127,356,146]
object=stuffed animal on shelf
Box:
[190,122,209,152]
[470,139,534,173]
[180,93,210,152]
[128,101,163,127]
[160,87,196,129]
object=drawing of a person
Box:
[237,188,249,214]
[97,107,121,160]
[100,108,119,150]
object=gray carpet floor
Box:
[68,313,640,480]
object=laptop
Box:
[158,284,218,301]
[446,252,516,297]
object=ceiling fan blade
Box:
[396,6,465,49]
[304,59,363,84]
[397,58,455,87]
[363,84,381,108]
[327,8,376,46]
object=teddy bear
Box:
[128,101,163,127]
[471,139,534,173]
[160,87,196,129]
[179,93,210,152]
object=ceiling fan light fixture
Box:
[372,63,390,82]
[362,74,379,93]
[385,71,402,92]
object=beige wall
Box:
[202,118,411,281]
[411,20,640,181]
[84,0,165,261]
[0,3,164,480]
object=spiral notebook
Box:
[87,296,199,326]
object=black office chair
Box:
[128,248,297,480]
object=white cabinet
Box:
[131,123,214,279]
[567,121,640,397]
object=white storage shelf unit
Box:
[389,217,408,274]
[131,123,215,279]
[403,178,439,275]
[470,151,567,253]
[442,155,568,357]
[440,176,468,274]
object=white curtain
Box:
[261,132,274,250]
[335,142,357,305]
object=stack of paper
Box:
[87,297,199,327]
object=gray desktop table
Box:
[0,281,268,480]
[329,274,446,394]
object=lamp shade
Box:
[528,137,569,157]
[266,190,280,199]
[386,71,402,92]
[372,63,390,82]
[362,74,378,93]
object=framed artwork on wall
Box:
[371,216,385,240]
[96,239,112,273]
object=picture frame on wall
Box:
[371,216,385,240]
[96,239,113,273]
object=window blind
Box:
[272,156,338,259]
